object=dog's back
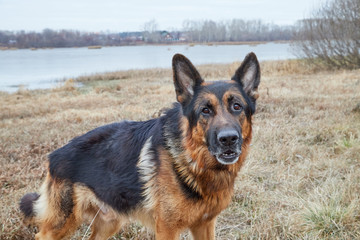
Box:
[48,120,158,213]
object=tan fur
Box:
[32,174,80,240]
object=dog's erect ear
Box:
[232,52,260,100]
[172,54,203,105]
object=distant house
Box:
[8,40,17,45]
[160,31,176,41]
[119,32,144,43]
[178,32,189,42]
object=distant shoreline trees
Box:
[183,19,293,42]
[0,19,293,49]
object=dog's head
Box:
[172,53,260,166]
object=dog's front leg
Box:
[190,218,216,240]
[154,216,180,240]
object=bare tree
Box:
[143,19,161,43]
[292,0,360,69]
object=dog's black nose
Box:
[217,130,239,146]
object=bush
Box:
[292,0,360,69]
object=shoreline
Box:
[0,58,323,95]
[0,42,296,93]
[0,59,278,94]
[0,40,291,51]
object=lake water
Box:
[0,42,295,92]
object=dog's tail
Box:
[19,192,40,224]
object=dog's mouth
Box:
[216,150,241,165]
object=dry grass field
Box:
[1,59,360,239]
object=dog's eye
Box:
[233,103,242,111]
[202,107,211,115]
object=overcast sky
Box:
[0,0,324,32]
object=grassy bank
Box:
[1,60,360,239]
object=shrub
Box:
[292,0,360,69]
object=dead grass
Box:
[1,60,360,239]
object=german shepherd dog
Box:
[20,52,260,240]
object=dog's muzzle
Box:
[214,129,242,165]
